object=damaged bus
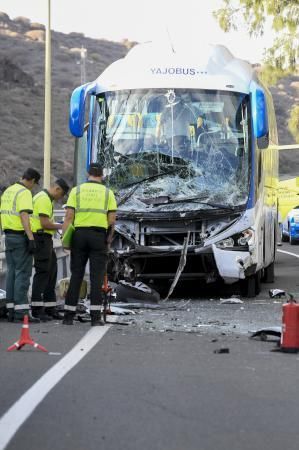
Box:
[69,43,278,297]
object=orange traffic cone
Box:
[7,314,48,352]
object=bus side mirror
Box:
[69,82,96,137]
[250,81,269,144]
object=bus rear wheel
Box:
[262,261,275,283]
[240,271,261,298]
[290,236,298,245]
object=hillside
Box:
[0,11,298,186]
[0,12,129,185]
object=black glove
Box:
[28,240,37,254]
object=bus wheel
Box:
[290,236,297,245]
[255,270,261,295]
[240,275,256,298]
[263,261,275,283]
[115,282,160,303]
[281,232,288,242]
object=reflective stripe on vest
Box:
[0,187,27,217]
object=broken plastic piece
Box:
[269,289,285,298]
[220,297,244,304]
[250,326,281,340]
[214,348,230,354]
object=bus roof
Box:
[94,42,256,95]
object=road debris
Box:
[269,289,286,298]
[163,232,190,301]
[214,348,230,354]
[250,327,281,341]
[220,297,244,304]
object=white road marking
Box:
[277,249,299,259]
[0,323,112,450]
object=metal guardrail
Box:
[0,237,70,291]
[0,209,69,290]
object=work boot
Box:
[62,312,75,325]
[7,309,14,323]
[14,312,41,323]
[90,312,105,326]
[31,307,52,322]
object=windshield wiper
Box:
[122,168,178,189]
[170,196,234,210]
[117,169,178,206]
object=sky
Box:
[0,0,274,64]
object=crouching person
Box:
[31,179,69,321]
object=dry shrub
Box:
[25,30,45,42]
[30,22,45,31]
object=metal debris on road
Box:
[220,297,244,304]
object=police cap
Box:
[88,163,103,177]
[55,178,70,194]
[22,168,41,184]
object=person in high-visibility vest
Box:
[30,178,69,321]
[62,163,117,326]
[0,168,41,322]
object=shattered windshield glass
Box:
[91,88,251,212]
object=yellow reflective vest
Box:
[66,181,117,229]
[0,183,33,231]
[31,190,55,235]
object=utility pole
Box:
[80,46,87,84]
[43,0,51,189]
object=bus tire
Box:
[263,261,275,283]
[240,275,256,298]
[255,270,262,295]
[115,282,160,303]
[290,236,297,245]
[281,232,288,242]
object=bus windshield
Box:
[92,88,251,211]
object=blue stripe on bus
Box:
[87,95,95,169]
[246,119,255,209]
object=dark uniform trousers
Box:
[31,233,57,311]
[65,228,107,316]
[5,233,33,318]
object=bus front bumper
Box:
[212,244,254,284]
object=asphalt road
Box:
[1,242,299,450]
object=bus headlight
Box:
[216,229,254,250]
[237,236,249,246]
[216,237,235,248]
